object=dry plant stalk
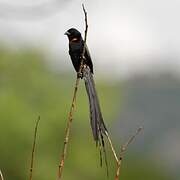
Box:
[82,4,88,59]
[57,4,88,180]
[115,126,143,180]
[0,170,4,180]
[29,116,40,180]
[105,131,119,163]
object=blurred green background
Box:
[0,46,175,180]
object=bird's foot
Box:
[77,72,83,79]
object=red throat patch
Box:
[70,37,80,42]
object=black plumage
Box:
[65,28,93,74]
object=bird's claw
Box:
[77,72,83,79]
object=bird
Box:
[64,28,108,172]
[64,28,93,75]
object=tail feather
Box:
[100,131,109,176]
[83,66,107,141]
[83,66,108,173]
[84,72,98,141]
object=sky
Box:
[0,0,180,78]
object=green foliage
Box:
[0,47,172,180]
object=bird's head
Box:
[64,28,82,42]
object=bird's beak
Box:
[64,31,70,36]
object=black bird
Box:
[65,28,108,170]
[64,28,93,75]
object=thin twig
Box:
[115,126,143,180]
[57,78,80,179]
[29,116,40,180]
[105,131,119,163]
[82,4,88,60]
[0,170,4,180]
[57,4,88,180]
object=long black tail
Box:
[83,66,108,174]
[83,66,107,141]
